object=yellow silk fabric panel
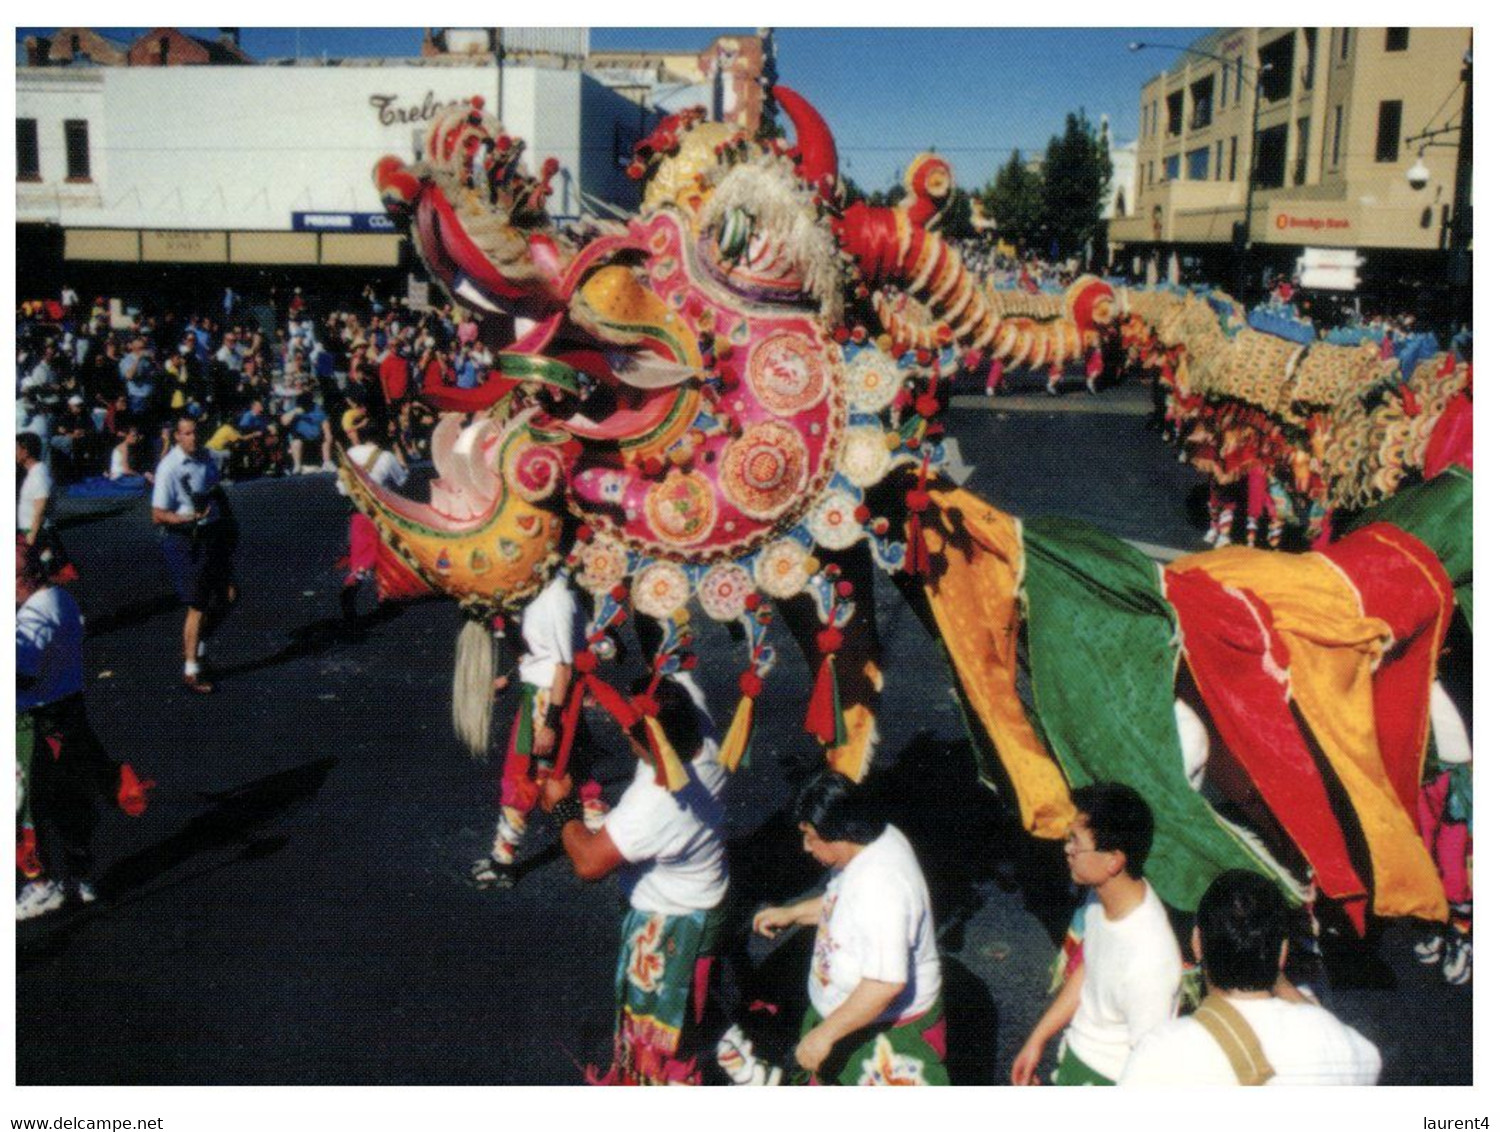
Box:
[923,487,1075,838]
[1170,547,1446,921]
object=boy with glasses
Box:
[1011,782,1182,1085]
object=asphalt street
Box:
[17,376,1471,1085]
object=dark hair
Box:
[1071,782,1154,878]
[17,432,44,461]
[1197,870,1288,993]
[629,674,704,763]
[795,770,886,845]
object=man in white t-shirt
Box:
[1120,870,1381,1085]
[753,771,949,1085]
[1012,782,1182,1086]
[471,571,583,888]
[541,673,729,1084]
[17,433,54,546]
[334,407,408,631]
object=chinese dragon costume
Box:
[345,88,1470,949]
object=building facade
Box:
[1109,27,1471,310]
[16,29,648,297]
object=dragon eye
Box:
[718,208,752,261]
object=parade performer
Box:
[151,414,239,694]
[540,674,728,1084]
[1120,871,1381,1085]
[1012,784,1181,1086]
[335,407,408,631]
[17,541,151,920]
[1414,680,1472,985]
[471,569,582,889]
[754,771,948,1086]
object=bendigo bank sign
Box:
[1275,213,1353,233]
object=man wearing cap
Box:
[152,415,239,694]
[334,406,408,630]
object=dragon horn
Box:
[772,85,838,202]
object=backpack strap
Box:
[1192,994,1274,1086]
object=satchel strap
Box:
[1192,994,1274,1086]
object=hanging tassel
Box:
[719,671,761,772]
[804,626,847,748]
[117,763,154,818]
[553,663,592,780]
[17,823,41,880]
[903,452,933,577]
[642,714,690,792]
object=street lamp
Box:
[1401,42,1471,322]
[1128,40,1269,301]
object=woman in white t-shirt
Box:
[753,771,948,1085]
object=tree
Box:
[937,186,978,243]
[1039,109,1112,261]
[982,150,1045,251]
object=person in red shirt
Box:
[378,344,411,405]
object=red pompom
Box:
[915,394,940,419]
[744,593,762,611]
[816,628,844,655]
[850,325,869,343]
[681,654,699,670]
[739,671,764,698]
[854,504,871,524]
[906,489,932,513]
[642,455,665,476]
[610,584,630,603]
[915,349,932,366]
[833,327,850,344]
[574,650,599,674]
[576,525,594,543]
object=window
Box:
[1215,139,1224,180]
[17,118,40,181]
[1254,123,1288,188]
[1375,100,1403,163]
[1229,135,1239,181]
[157,36,171,65]
[1260,34,1294,101]
[1187,147,1211,181]
[1164,155,1180,182]
[64,119,90,181]
[1138,167,1146,200]
[1302,29,1318,90]
[1220,63,1229,108]
[1294,117,1310,185]
[1340,28,1352,60]
[1166,90,1184,136]
[1190,76,1214,129]
[1235,58,1244,104]
[1330,105,1344,168]
[1386,28,1409,52]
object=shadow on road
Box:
[214,604,406,681]
[17,757,339,971]
[83,592,180,638]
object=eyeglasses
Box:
[1063,833,1110,857]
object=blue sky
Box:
[18,27,1210,190]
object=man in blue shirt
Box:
[152,416,239,693]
